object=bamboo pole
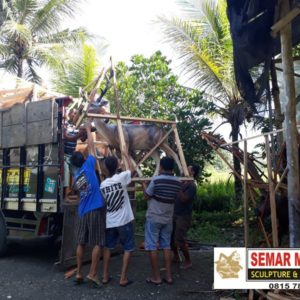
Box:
[219,125,300,147]
[131,177,193,182]
[203,136,243,181]
[87,113,176,124]
[265,135,279,247]
[244,140,249,247]
[271,4,300,37]
[172,124,189,176]
[270,60,284,151]
[258,217,272,248]
[280,0,300,247]
[111,57,129,170]
[274,166,288,194]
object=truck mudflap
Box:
[56,203,92,269]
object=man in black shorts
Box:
[71,123,106,287]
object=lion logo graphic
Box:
[215,251,243,279]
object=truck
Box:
[0,91,82,268]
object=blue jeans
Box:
[144,219,173,251]
[105,221,135,251]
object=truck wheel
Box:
[0,212,7,256]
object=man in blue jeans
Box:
[100,156,135,287]
[143,157,182,285]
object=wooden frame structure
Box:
[73,57,191,182]
[86,112,190,181]
[202,126,299,249]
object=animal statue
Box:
[93,118,183,176]
[74,98,183,176]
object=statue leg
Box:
[160,144,183,175]
[151,151,161,176]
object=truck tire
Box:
[0,211,7,256]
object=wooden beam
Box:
[265,135,279,247]
[111,57,129,170]
[258,217,272,248]
[274,166,288,193]
[220,125,300,147]
[271,5,300,37]
[275,66,300,78]
[0,87,32,96]
[244,140,249,247]
[172,124,189,176]
[132,176,194,182]
[248,290,254,300]
[273,56,300,63]
[267,292,294,300]
[87,113,176,124]
[93,141,108,145]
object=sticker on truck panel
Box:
[45,177,56,193]
[6,168,31,185]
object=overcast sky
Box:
[68,0,181,63]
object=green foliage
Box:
[196,181,235,211]
[194,209,243,228]
[105,51,215,178]
[188,222,223,244]
[158,0,238,103]
[0,0,88,83]
[52,42,107,97]
[159,0,246,202]
[133,181,244,245]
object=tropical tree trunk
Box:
[17,58,23,78]
[280,0,300,247]
[231,124,242,205]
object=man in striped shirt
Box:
[63,108,86,193]
[143,157,182,285]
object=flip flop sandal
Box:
[102,277,113,284]
[163,278,174,285]
[146,278,162,286]
[86,277,102,289]
[119,280,134,287]
[74,277,84,285]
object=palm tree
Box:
[51,41,108,97]
[159,0,244,202]
[0,0,88,83]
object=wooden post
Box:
[172,124,189,176]
[280,0,300,247]
[111,57,130,170]
[91,133,102,177]
[270,60,284,151]
[244,140,249,247]
[265,135,279,247]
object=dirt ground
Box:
[0,239,245,300]
[65,248,220,300]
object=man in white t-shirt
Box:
[100,156,135,287]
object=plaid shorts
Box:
[76,207,106,246]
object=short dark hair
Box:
[160,156,174,172]
[190,164,200,178]
[104,156,118,177]
[70,151,85,168]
